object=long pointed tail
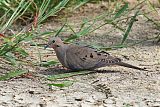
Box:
[117,62,147,71]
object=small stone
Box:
[103,99,115,104]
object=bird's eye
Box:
[52,40,55,43]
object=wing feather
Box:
[65,44,121,70]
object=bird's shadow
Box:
[40,67,120,76]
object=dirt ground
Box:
[0,2,160,107]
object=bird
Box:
[45,37,146,71]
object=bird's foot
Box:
[54,65,69,70]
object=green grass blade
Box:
[114,2,128,19]
[0,10,11,27]
[38,0,69,24]
[38,0,51,19]
[74,0,90,10]
[0,0,31,32]
[100,44,127,50]
[15,47,29,57]
[40,60,59,67]
[4,52,17,65]
[48,80,74,88]
[121,11,139,44]
[47,71,94,80]
[0,70,27,81]
[146,0,158,13]
[0,33,31,56]
[65,20,95,42]
[54,22,66,37]
[143,14,160,28]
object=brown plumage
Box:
[45,37,146,71]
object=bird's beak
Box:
[44,44,49,49]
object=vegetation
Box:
[0,0,159,81]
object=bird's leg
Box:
[54,64,69,70]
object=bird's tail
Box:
[117,62,147,71]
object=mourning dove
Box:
[45,37,146,71]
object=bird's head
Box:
[45,37,63,49]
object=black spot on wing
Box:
[101,59,105,62]
[108,60,112,64]
[111,59,115,63]
[90,53,93,58]
[115,58,121,62]
[96,51,110,57]
[80,57,86,61]
[104,54,108,57]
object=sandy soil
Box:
[0,2,160,107]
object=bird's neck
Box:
[54,44,68,67]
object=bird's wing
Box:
[65,44,121,70]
